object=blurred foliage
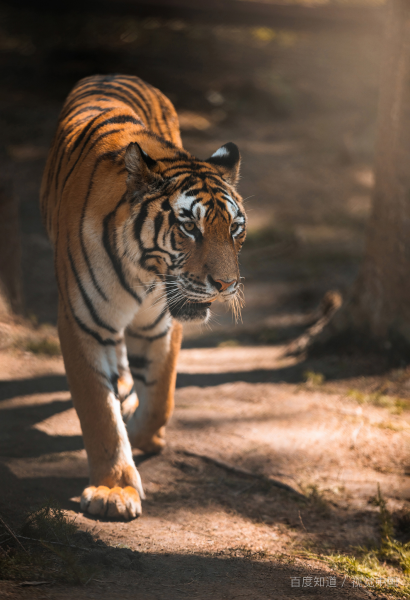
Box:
[0,5,303,123]
[22,336,61,356]
[347,389,410,414]
[304,370,325,386]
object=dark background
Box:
[0,0,383,347]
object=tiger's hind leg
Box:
[124,319,183,454]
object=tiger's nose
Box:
[212,278,237,292]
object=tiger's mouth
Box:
[167,296,211,322]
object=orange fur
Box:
[40,74,247,519]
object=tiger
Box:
[40,74,247,520]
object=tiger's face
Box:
[124,141,246,322]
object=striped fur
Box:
[40,74,247,520]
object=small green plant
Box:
[258,328,279,344]
[302,484,330,517]
[376,420,408,432]
[304,371,325,387]
[218,339,240,348]
[347,389,410,414]
[300,486,410,597]
[23,336,61,356]
[374,485,410,575]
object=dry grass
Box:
[299,486,410,598]
[0,502,94,583]
[0,501,141,584]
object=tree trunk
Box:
[0,176,23,318]
[300,0,410,355]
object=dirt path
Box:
[1,340,409,599]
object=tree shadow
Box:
[0,374,69,402]
[0,457,370,600]
[0,350,403,577]
[1,368,408,600]
[0,397,83,458]
[0,346,393,407]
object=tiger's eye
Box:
[231,222,240,234]
[184,222,195,232]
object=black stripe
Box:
[159,154,190,163]
[133,200,148,243]
[127,326,170,342]
[111,372,119,398]
[50,113,95,197]
[44,112,95,199]
[77,154,120,303]
[63,265,118,347]
[102,195,142,304]
[130,372,156,387]
[76,79,151,119]
[111,78,153,122]
[122,384,136,400]
[65,105,107,127]
[70,113,141,158]
[138,307,168,331]
[67,86,150,124]
[67,240,117,334]
[128,355,150,370]
[154,213,164,240]
[155,90,174,140]
[61,128,122,195]
[69,112,105,157]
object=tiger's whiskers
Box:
[229,284,245,324]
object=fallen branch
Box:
[177,449,306,499]
[19,581,51,587]
[17,535,91,552]
[286,290,343,356]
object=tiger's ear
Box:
[124,142,163,202]
[206,142,241,188]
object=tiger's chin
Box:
[168,299,211,322]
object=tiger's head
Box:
[123,140,246,322]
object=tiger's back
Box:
[40,74,182,243]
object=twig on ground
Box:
[19,581,51,587]
[299,510,308,533]
[177,449,306,499]
[232,481,257,497]
[16,534,90,552]
[0,514,27,553]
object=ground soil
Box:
[0,4,409,599]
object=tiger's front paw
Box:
[80,485,142,520]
